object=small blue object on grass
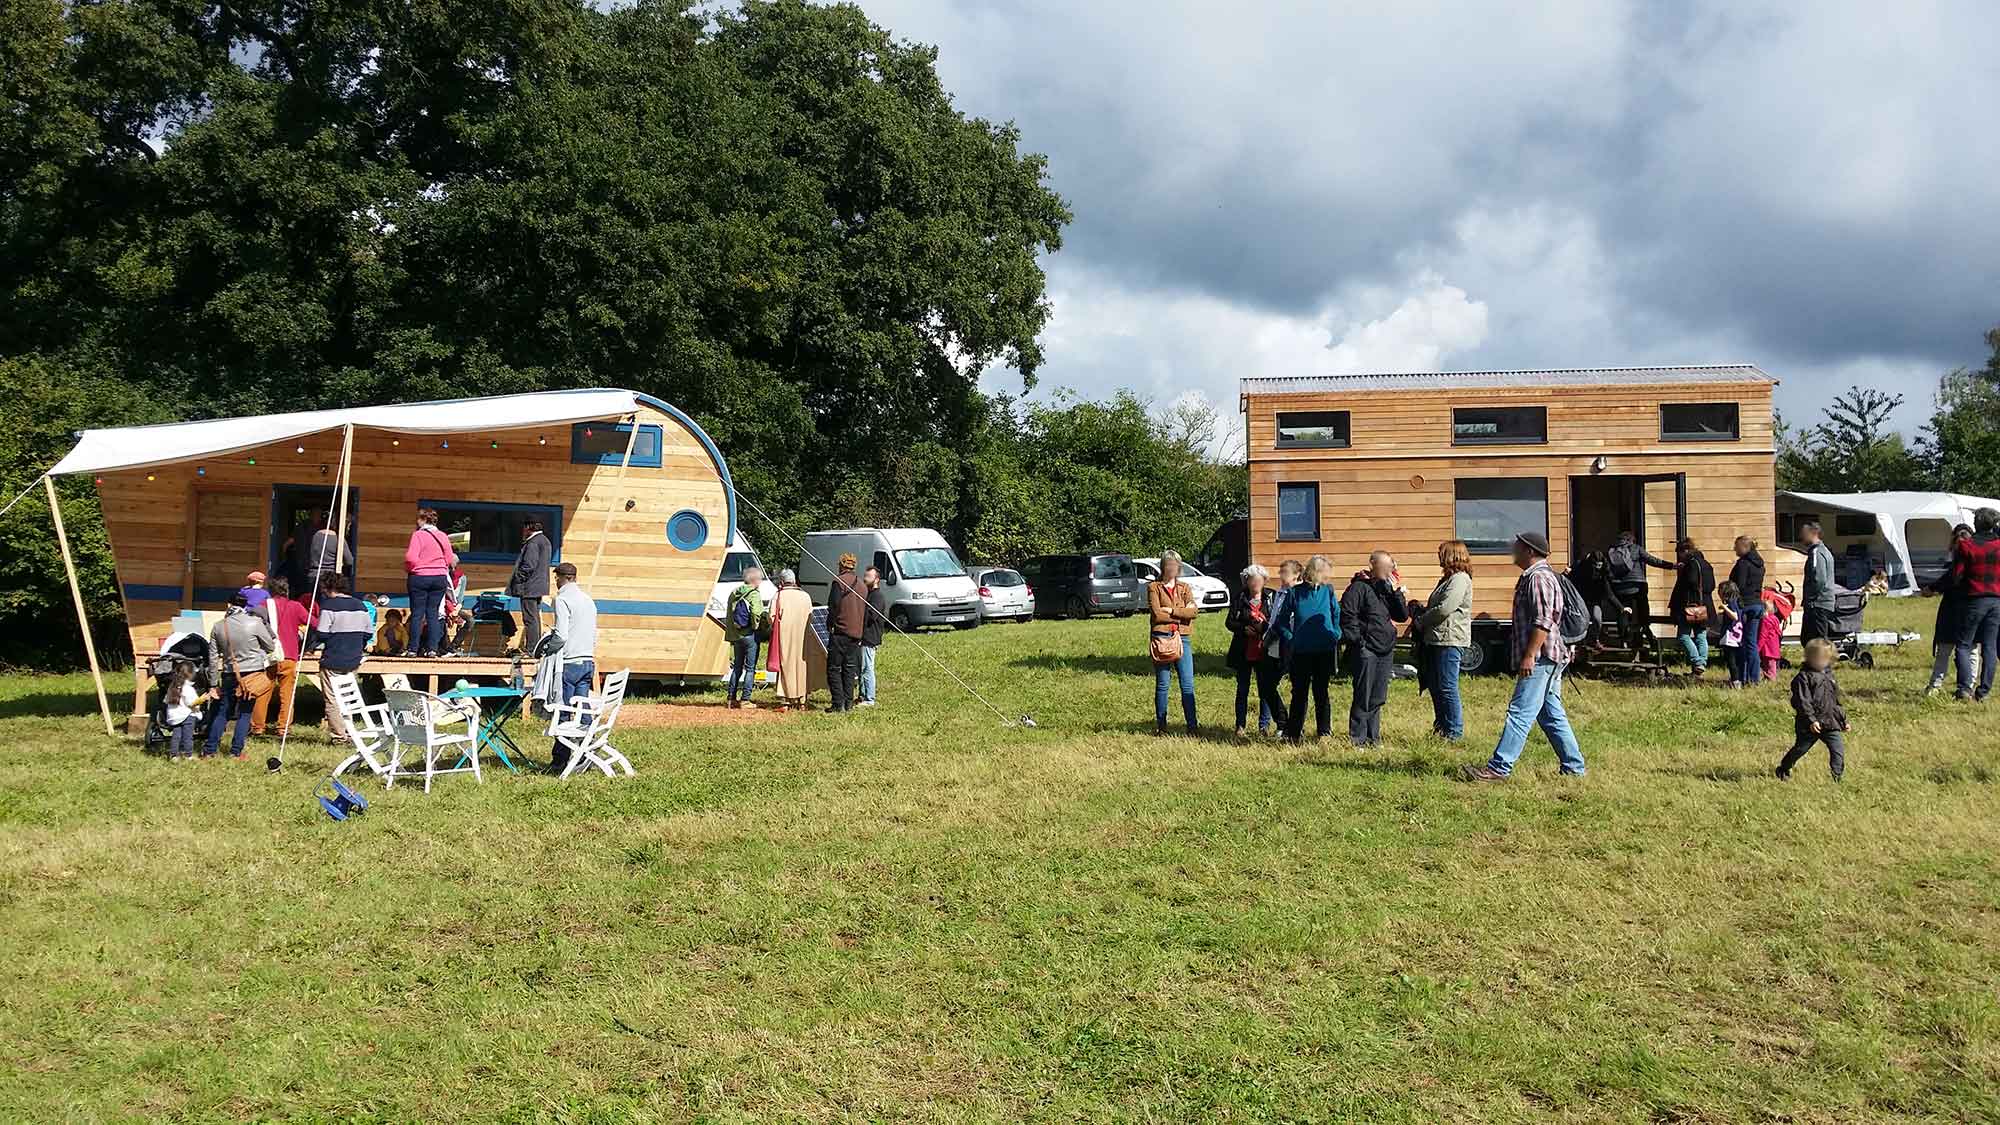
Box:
[317,777,369,821]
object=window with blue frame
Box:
[571,422,664,467]
[423,500,563,564]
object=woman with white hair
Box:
[1147,549,1201,735]
[770,568,814,711]
[1225,563,1285,737]
[1271,554,1342,743]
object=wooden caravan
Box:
[1241,366,1789,668]
[50,389,742,729]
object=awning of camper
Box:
[48,389,644,476]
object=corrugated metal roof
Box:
[1240,365,1773,395]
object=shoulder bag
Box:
[226,626,274,701]
[1150,581,1186,665]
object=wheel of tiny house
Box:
[1067,595,1089,620]
[1456,642,1486,675]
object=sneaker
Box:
[1235,727,1248,739]
[1774,767,1791,781]
[858,700,877,708]
[1459,764,1508,783]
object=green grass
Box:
[1,598,1996,1122]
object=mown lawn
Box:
[0,598,1995,1122]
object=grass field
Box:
[1,597,1996,1122]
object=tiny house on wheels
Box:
[48,388,745,732]
[1241,366,1791,670]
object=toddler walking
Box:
[1778,638,1848,781]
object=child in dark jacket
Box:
[1778,638,1849,781]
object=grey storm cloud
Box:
[857,0,2000,426]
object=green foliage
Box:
[1775,385,1930,493]
[1923,327,2000,497]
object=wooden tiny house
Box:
[51,389,742,727]
[1241,366,1788,663]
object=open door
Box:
[270,485,361,593]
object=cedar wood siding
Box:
[1244,379,1786,627]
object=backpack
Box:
[1554,570,1592,647]
[730,590,753,631]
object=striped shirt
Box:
[1510,560,1570,667]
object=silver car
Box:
[970,565,1036,623]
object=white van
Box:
[797,527,981,630]
[705,532,778,622]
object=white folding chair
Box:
[328,672,397,780]
[544,669,634,779]
[383,688,481,793]
[382,672,479,730]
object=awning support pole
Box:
[588,413,640,583]
[276,424,354,766]
[46,475,116,737]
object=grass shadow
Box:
[1653,764,1762,783]
[0,689,105,720]
[1009,652,1237,677]
[1289,750,1450,778]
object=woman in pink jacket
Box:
[403,508,459,657]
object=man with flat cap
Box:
[1462,530,1586,782]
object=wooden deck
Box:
[293,654,533,694]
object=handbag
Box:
[225,629,273,701]
[1683,605,1710,626]
[1150,631,1183,665]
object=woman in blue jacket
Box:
[1272,554,1342,743]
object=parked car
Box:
[969,566,1035,623]
[704,532,778,623]
[1134,556,1232,612]
[1018,552,1144,620]
[797,527,981,630]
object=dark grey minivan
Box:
[1018,552,1144,620]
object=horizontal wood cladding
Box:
[91,402,734,677]
[1247,381,1774,459]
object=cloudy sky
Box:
[858,0,1999,440]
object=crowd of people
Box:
[720,552,890,714]
[1158,512,2000,783]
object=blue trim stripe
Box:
[124,584,703,619]
[632,393,736,549]
[596,600,707,617]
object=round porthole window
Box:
[666,509,708,552]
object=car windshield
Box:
[1179,562,1205,578]
[894,546,964,579]
[717,550,762,583]
[1093,556,1135,580]
[981,569,1024,588]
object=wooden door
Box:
[188,489,268,606]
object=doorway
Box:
[270,485,361,593]
[1568,473,1687,560]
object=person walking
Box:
[304,572,372,744]
[204,594,278,760]
[402,508,458,657]
[1777,638,1849,782]
[859,566,888,706]
[724,564,768,708]
[1727,536,1768,685]
[251,575,309,738]
[771,569,813,711]
[1460,531,1585,782]
[1606,530,1675,652]
[1668,539,1717,676]
[1148,550,1200,735]
[1417,540,1474,741]
[1950,507,2000,701]
[1225,564,1283,737]
[1274,555,1341,744]
[1923,524,1974,695]
[826,553,867,713]
[1340,551,1408,747]
[507,519,553,656]
[1798,521,1838,642]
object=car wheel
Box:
[1067,595,1089,620]
[890,607,914,632]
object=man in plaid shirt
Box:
[1950,507,2000,700]
[1462,530,1585,782]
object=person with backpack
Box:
[723,564,768,709]
[1461,531,1585,782]
[1339,551,1408,747]
[1605,530,1674,652]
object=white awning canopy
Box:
[49,388,643,476]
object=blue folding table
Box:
[440,684,532,773]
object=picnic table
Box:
[440,683,533,773]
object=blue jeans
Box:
[1736,604,1765,684]
[728,635,759,701]
[1153,634,1196,730]
[1956,595,2000,698]
[1429,645,1463,739]
[1487,659,1585,776]
[1678,624,1709,672]
[408,573,449,653]
[860,644,878,702]
[168,717,195,759]
[1234,665,1274,731]
[204,677,253,757]
[561,659,595,706]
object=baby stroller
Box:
[143,631,213,752]
[1824,589,1873,667]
